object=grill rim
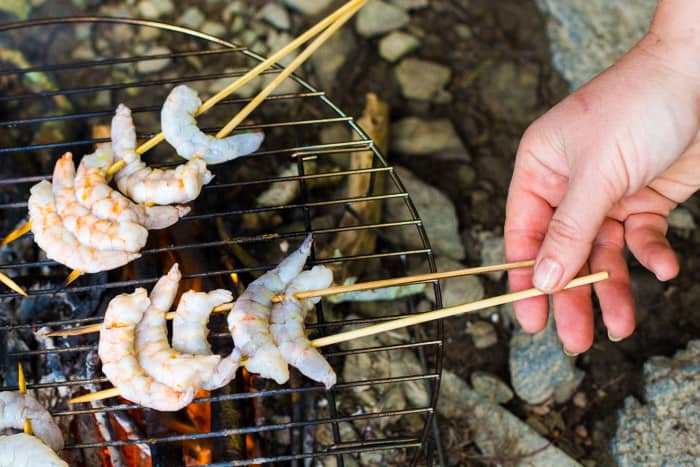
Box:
[0,15,446,466]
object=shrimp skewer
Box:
[0,433,67,467]
[161,85,265,165]
[227,234,313,384]
[28,181,140,273]
[112,104,215,205]
[135,264,223,393]
[0,391,64,451]
[52,152,148,253]
[74,144,190,230]
[271,266,336,388]
[98,289,194,411]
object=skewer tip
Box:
[23,418,33,435]
[70,387,121,404]
[18,361,26,394]
[1,220,32,246]
[64,270,84,287]
[0,272,28,296]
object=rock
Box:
[479,233,506,281]
[465,321,498,349]
[535,0,655,90]
[378,31,420,62]
[389,0,428,10]
[223,1,247,23]
[385,167,466,260]
[471,371,513,404]
[137,0,173,18]
[509,316,584,405]
[201,21,226,38]
[263,31,300,94]
[395,57,451,101]
[0,0,31,20]
[311,26,356,90]
[668,206,696,231]
[480,60,540,124]
[356,0,410,38]
[135,46,171,74]
[176,6,205,30]
[282,0,332,16]
[390,117,463,155]
[424,257,484,306]
[439,370,581,466]
[259,3,291,30]
[612,340,700,466]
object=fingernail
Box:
[533,258,563,291]
[607,331,624,342]
[563,347,579,357]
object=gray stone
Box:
[390,117,463,155]
[439,370,581,466]
[389,0,428,10]
[385,167,465,260]
[260,3,291,30]
[136,46,172,74]
[223,1,247,23]
[137,0,173,18]
[311,27,356,90]
[282,0,332,16]
[201,21,226,38]
[471,371,513,404]
[668,207,696,231]
[465,321,498,349]
[535,0,655,90]
[509,317,584,405]
[425,257,484,307]
[480,60,539,124]
[479,233,506,281]
[395,57,451,101]
[378,31,420,62]
[356,0,410,38]
[176,6,206,30]
[612,340,700,466]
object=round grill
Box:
[0,17,444,466]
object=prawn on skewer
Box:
[0,391,63,451]
[28,181,140,273]
[98,289,194,411]
[52,152,148,253]
[0,433,67,467]
[74,143,190,230]
[270,266,336,388]
[135,264,223,393]
[161,85,265,165]
[227,234,314,384]
[111,104,215,205]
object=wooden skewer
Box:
[0,271,28,296]
[64,269,84,287]
[68,271,608,405]
[1,220,31,246]
[18,362,33,435]
[44,260,533,338]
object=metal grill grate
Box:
[0,17,444,466]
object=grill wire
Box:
[0,17,444,466]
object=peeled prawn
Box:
[0,391,63,451]
[98,289,194,411]
[227,234,313,384]
[28,181,140,273]
[74,144,190,230]
[135,264,222,393]
[0,433,67,467]
[270,266,336,388]
[53,152,147,252]
[112,104,215,205]
[161,85,265,164]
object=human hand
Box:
[505,30,700,354]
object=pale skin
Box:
[505,0,700,354]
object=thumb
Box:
[533,167,618,292]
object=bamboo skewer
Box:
[44,260,534,338]
[18,362,33,435]
[1,220,31,246]
[68,271,608,405]
[0,271,28,296]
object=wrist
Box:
[649,0,700,57]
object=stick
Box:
[0,271,28,296]
[1,220,31,246]
[18,362,33,435]
[68,271,607,405]
[44,260,532,337]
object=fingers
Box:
[552,264,594,354]
[625,212,679,281]
[589,218,635,341]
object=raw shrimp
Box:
[112,104,215,205]
[227,234,313,384]
[172,287,238,390]
[161,85,265,164]
[74,143,190,229]
[0,433,67,467]
[0,391,64,451]
[28,181,140,273]
[53,152,148,252]
[135,264,222,393]
[270,266,336,388]
[98,289,194,411]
